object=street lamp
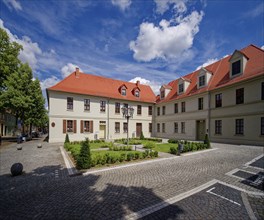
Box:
[121,105,134,147]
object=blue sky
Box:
[1,0,263,97]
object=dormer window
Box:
[178,78,190,94]
[121,88,126,96]
[160,90,165,99]
[229,50,248,78]
[232,60,241,76]
[135,90,140,97]
[199,75,205,87]
[197,68,212,89]
[132,87,140,97]
[160,85,172,99]
[179,83,184,94]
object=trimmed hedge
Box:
[143,141,156,149]
[169,141,210,155]
[109,145,133,151]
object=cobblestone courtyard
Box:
[0,138,263,219]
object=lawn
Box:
[153,143,178,153]
[66,142,111,151]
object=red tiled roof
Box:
[48,72,156,103]
[157,44,264,104]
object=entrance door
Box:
[136,123,142,137]
[99,125,106,139]
[196,120,206,140]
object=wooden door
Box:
[136,123,142,137]
[196,120,206,140]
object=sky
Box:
[1,0,264,101]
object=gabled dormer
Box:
[229,50,249,78]
[119,84,127,96]
[197,67,213,89]
[178,77,191,95]
[132,87,141,97]
[160,85,172,99]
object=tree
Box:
[65,133,70,144]
[0,28,22,91]
[77,139,91,169]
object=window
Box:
[232,60,241,76]
[135,90,140,97]
[181,122,185,133]
[215,94,222,108]
[181,102,186,112]
[115,102,120,114]
[157,107,160,116]
[148,106,152,115]
[261,82,264,100]
[157,123,160,133]
[174,122,178,133]
[67,97,73,110]
[115,122,120,133]
[67,120,73,132]
[161,90,165,99]
[149,123,152,133]
[84,99,90,111]
[123,103,128,108]
[174,103,178,113]
[137,105,142,115]
[123,122,128,133]
[261,117,264,135]
[162,123,165,133]
[100,100,106,112]
[235,119,244,135]
[215,120,222,134]
[162,106,166,115]
[236,88,244,104]
[121,88,126,96]
[198,98,203,110]
[179,83,184,93]
[83,121,93,132]
[199,75,205,87]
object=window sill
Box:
[67,109,73,111]
[234,134,244,136]
[84,110,90,112]
[214,134,222,136]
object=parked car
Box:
[31,131,39,138]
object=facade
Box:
[0,112,16,137]
[47,44,264,145]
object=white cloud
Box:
[154,0,187,14]
[196,58,218,70]
[3,0,22,11]
[129,77,161,94]
[61,63,82,78]
[40,76,60,90]
[111,0,131,11]
[0,19,42,69]
[129,11,204,62]
[261,45,264,50]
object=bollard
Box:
[17,145,22,150]
[37,143,42,148]
[11,163,23,176]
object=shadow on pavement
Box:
[0,165,184,219]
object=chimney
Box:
[136,80,140,86]
[75,67,80,77]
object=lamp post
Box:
[121,105,134,147]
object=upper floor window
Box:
[148,106,152,115]
[115,122,120,133]
[232,60,241,76]
[198,98,203,110]
[67,97,73,110]
[121,88,126,96]
[261,82,264,100]
[84,99,90,111]
[215,120,222,135]
[215,94,222,108]
[174,103,178,113]
[160,90,165,99]
[162,123,165,133]
[236,88,244,104]
[162,106,166,115]
[199,75,205,87]
[235,119,244,135]
[181,102,186,112]
[100,100,106,112]
[157,107,160,116]
[137,105,142,115]
[115,102,120,114]
[179,83,184,94]
[174,122,178,133]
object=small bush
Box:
[126,152,134,161]
[76,139,91,169]
[168,139,178,144]
[64,133,70,144]
[170,146,177,155]
[140,131,145,140]
[204,134,211,148]
[143,142,156,149]
[153,151,159,157]
[135,152,140,159]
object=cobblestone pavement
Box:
[0,141,263,219]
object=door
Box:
[136,123,142,138]
[99,125,106,139]
[196,120,206,141]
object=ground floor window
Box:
[181,122,185,133]
[215,120,222,134]
[149,123,152,133]
[235,119,244,135]
[67,120,73,132]
[157,123,160,133]
[174,122,178,133]
[84,121,93,133]
[162,123,165,133]
[261,117,264,135]
[63,119,76,133]
[115,122,120,133]
[123,122,128,133]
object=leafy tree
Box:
[77,139,91,169]
[0,28,22,91]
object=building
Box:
[0,112,16,137]
[155,44,264,146]
[47,70,156,143]
[47,44,264,145]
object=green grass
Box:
[66,142,111,151]
[153,143,178,153]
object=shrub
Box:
[143,142,156,149]
[153,151,159,157]
[204,134,211,148]
[140,131,145,140]
[170,146,177,155]
[135,152,140,159]
[76,139,91,169]
[64,133,70,144]
[168,139,178,144]
[126,152,134,161]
